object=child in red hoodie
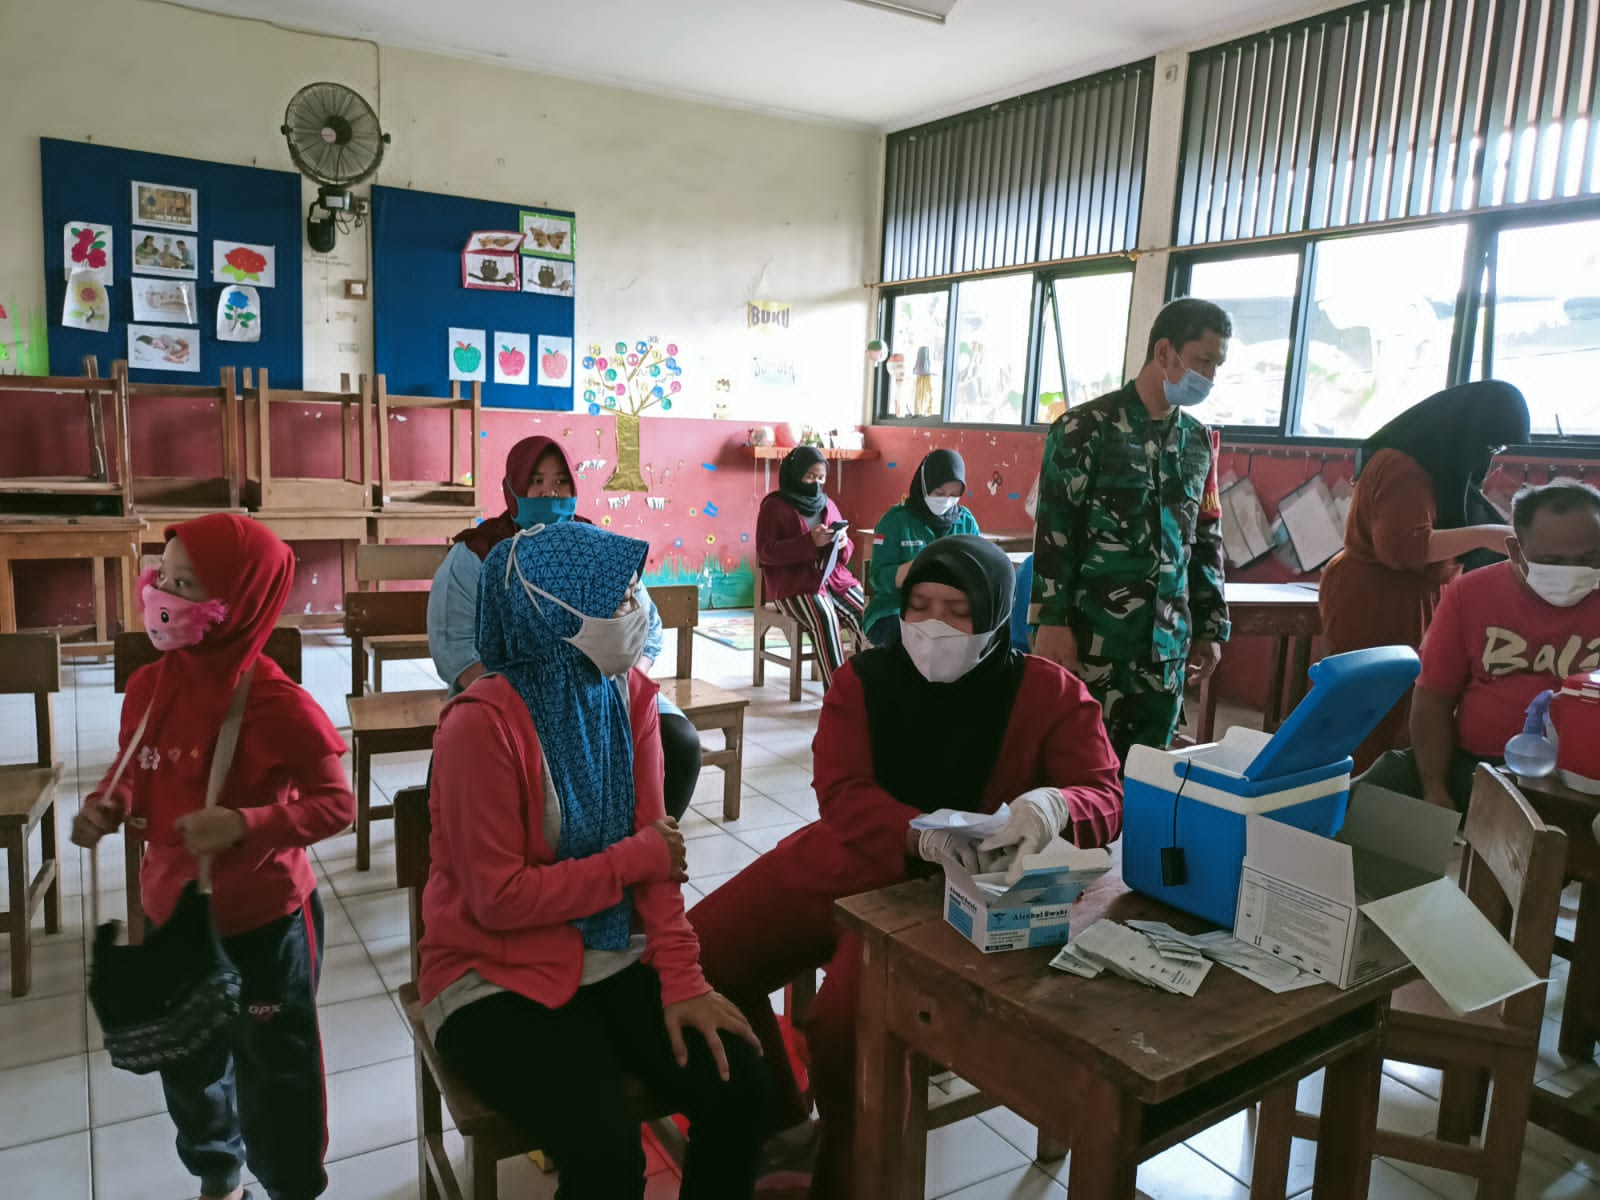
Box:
[73,515,352,1200]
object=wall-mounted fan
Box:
[281,82,391,253]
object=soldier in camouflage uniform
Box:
[1029,298,1233,766]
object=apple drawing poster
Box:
[494,332,531,385]
[448,327,487,383]
[537,335,573,389]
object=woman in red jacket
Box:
[420,520,771,1199]
[691,536,1123,1199]
[757,445,866,690]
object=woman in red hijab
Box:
[429,435,702,818]
[73,514,352,1200]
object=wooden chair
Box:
[393,785,685,1198]
[0,633,63,996]
[649,584,747,821]
[0,362,132,516]
[119,361,244,518]
[112,628,302,944]
[242,368,372,511]
[751,570,861,702]
[352,543,450,695]
[371,375,482,514]
[345,588,444,871]
[1251,765,1569,1199]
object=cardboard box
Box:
[1234,784,1542,1012]
[943,843,1111,954]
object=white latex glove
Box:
[916,829,983,874]
[978,787,1071,883]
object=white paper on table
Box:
[908,806,1011,838]
[1277,476,1345,571]
[1048,943,1105,978]
[1070,920,1213,997]
[1220,478,1274,567]
[1360,877,1544,1015]
[1127,921,1320,993]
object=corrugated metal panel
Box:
[881,62,1153,283]
[1176,0,1600,245]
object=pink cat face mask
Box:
[138,567,229,652]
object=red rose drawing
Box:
[70,226,107,270]
[498,344,527,377]
[222,246,269,282]
[542,348,569,379]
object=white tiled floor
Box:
[2,628,1598,1198]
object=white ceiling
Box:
[169,0,1347,129]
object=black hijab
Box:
[905,448,967,534]
[1356,381,1529,529]
[775,446,827,519]
[852,535,1026,813]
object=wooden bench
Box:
[393,785,685,1198]
[112,628,303,944]
[352,543,450,695]
[649,585,747,821]
[751,570,862,702]
[0,633,64,997]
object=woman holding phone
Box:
[755,446,865,692]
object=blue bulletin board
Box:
[40,138,304,385]
[372,185,576,410]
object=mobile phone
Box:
[829,520,849,532]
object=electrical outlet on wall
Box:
[343,279,368,299]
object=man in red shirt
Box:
[1363,479,1600,810]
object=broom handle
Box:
[88,704,152,929]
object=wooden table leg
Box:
[6,829,31,997]
[91,557,108,647]
[1286,635,1313,718]
[120,541,141,632]
[0,559,16,633]
[1560,878,1600,1060]
[41,801,61,935]
[1263,636,1290,731]
[356,743,373,872]
[854,932,917,1200]
[1197,673,1220,743]
[1065,1070,1141,1199]
[1310,1011,1383,1199]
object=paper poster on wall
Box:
[217,286,261,342]
[522,257,574,297]
[127,323,198,372]
[63,222,112,284]
[131,180,197,231]
[493,332,530,385]
[746,300,792,332]
[462,250,520,291]
[537,335,572,388]
[518,211,574,260]
[132,229,197,278]
[131,277,197,325]
[62,271,110,332]
[214,241,276,287]
[466,231,524,253]
[1277,475,1345,571]
[448,327,487,382]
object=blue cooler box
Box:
[1122,646,1420,928]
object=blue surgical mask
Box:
[514,495,578,528]
[1163,368,1213,408]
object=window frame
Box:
[1167,195,1600,452]
[873,258,1137,430]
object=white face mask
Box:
[506,542,650,677]
[899,616,992,684]
[1523,561,1600,608]
[924,494,960,518]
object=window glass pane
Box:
[950,274,1034,424]
[1488,217,1600,437]
[1035,272,1134,424]
[884,290,949,418]
[1295,223,1466,438]
[1186,254,1299,428]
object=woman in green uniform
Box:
[863,449,980,646]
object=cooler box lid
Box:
[1243,646,1421,782]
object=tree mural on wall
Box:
[580,337,683,492]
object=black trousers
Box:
[160,892,327,1200]
[659,710,703,821]
[435,963,770,1199]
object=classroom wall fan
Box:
[280,82,390,253]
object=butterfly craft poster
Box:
[519,211,575,262]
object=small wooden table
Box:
[250,509,372,627]
[842,876,1412,1200]
[1516,772,1600,1149]
[1196,582,1322,741]
[0,517,145,655]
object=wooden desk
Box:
[1516,772,1600,1149]
[0,517,145,655]
[842,876,1410,1200]
[1196,582,1321,741]
[250,510,372,627]
[983,529,1034,554]
[369,510,471,545]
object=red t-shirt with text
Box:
[1418,561,1600,757]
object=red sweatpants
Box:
[688,821,907,1200]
